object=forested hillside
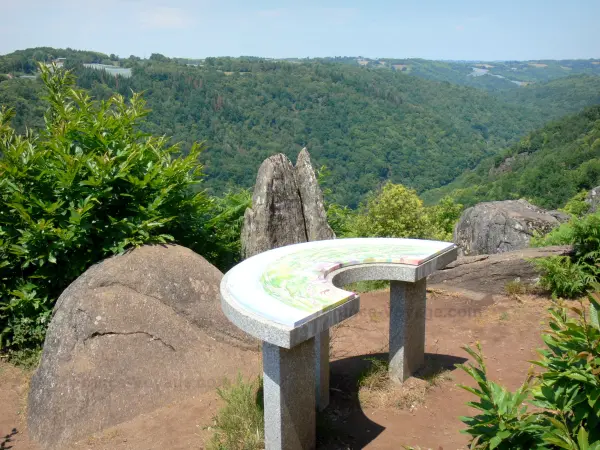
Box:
[301,57,600,91]
[499,76,600,118]
[2,48,600,206]
[423,106,600,209]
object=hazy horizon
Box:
[1,0,599,61]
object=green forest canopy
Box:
[422,105,600,209]
[1,47,600,207]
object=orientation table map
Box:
[222,238,456,327]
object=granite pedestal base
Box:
[263,339,316,450]
[315,330,330,411]
[389,279,427,382]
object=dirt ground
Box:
[1,288,549,450]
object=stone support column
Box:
[314,330,330,410]
[263,338,316,450]
[388,279,427,382]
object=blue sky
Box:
[0,0,598,60]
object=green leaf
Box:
[577,426,589,450]
[489,435,503,450]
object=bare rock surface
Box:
[28,245,259,449]
[242,149,334,258]
[295,148,335,242]
[454,199,568,256]
[428,245,571,294]
[586,186,600,213]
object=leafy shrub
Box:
[458,286,600,449]
[325,202,353,237]
[459,344,544,449]
[0,65,232,354]
[425,195,463,241]
[571,212,600,265]
[208,376,264,450]
[531,221,575,247]
[532,212,600,298]
[533,256,597,298]
[204,189,251,270]
[348,183,430,239]
[344,183,462,241]
[561,191,591,217]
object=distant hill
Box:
[2,48,600,207]
[0,47,112,74]
[499,75,600,118]
[422,105,600,209]
[310,57,600,92]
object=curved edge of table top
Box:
[220,238,457,344]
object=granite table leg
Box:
[263,338,317,450]
[388,279,427,382]
[315,330,330,411]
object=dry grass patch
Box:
[426,287,463,298]
[504,279,544,298]
[423,367,453,388]
[357,356,453,411]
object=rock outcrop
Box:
[428,245,572,294]
[241,149,334,258]
[586,186,600,213]
[295,149,335,242]
[454,199,568,256]
[28,245,259,449]
[488,152,530,176]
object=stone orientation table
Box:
[220,238,457,450]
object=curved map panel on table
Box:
[221,238,456,328]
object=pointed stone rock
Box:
[295,148,335,242]
[241,154,307,259]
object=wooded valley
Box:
[2,47,600,208]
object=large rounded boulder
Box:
[28,245,258,449]
[454,199,568,256]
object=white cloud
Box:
[138,6,192,29]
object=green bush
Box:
[425,195,463,241]
[0,65,230,354]
[561,191,591,217]
[325,202,354,237]
[458,286,600,449]
[571,213,600,264]
[533,256,597,298]
[531,222,575,247]
[204,189,251,270]
[344,182,461,241]
[532,212,600,298]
